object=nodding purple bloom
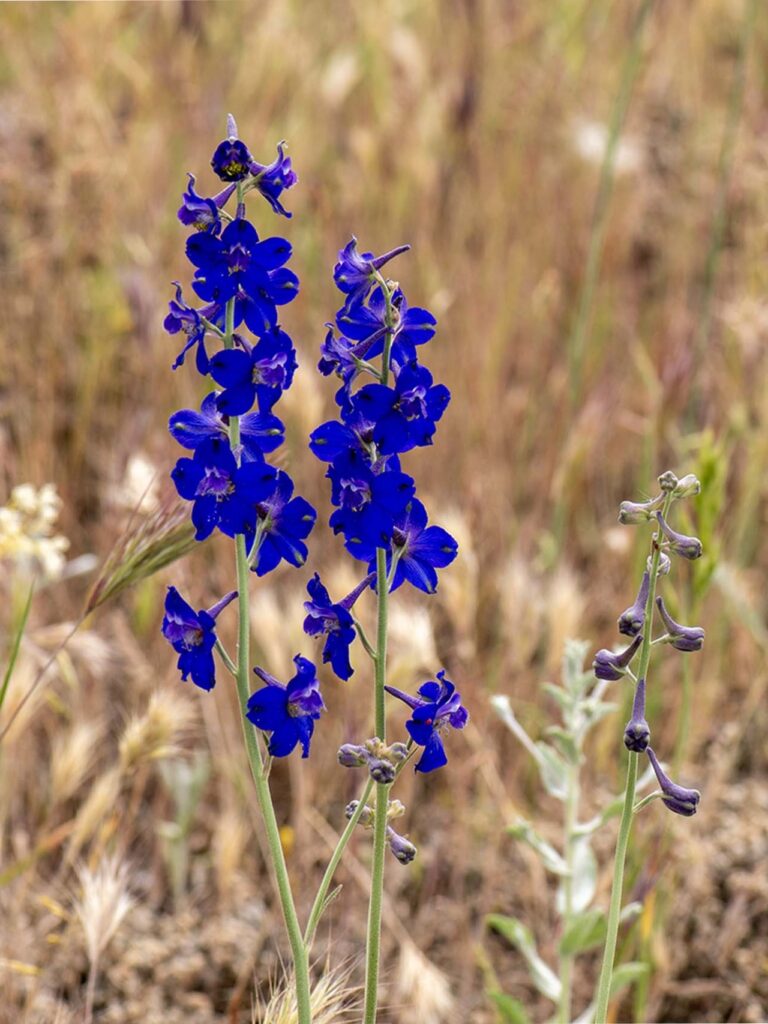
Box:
[646,746,701,816]
[593,633,643,681]
[385,671,468,773]
[164,282,218,373]
[655,597,705,652]
[177,174,236,235]
[618,571,650,637]
[353,363,451,455]
[656,512,703,560]
[162,586,236,691]
[245,469,316,577]
[209,328,297,415]
[360,499,458,594]
[333,237,411,308]
[387,827,417,864]
[327,450,415,555]
[211,117,253,182]
[245,655,325,758]
[303,573,372,680]
[336,286,437,366]
[169,391,284,463]
[171,438,279,540]
[618,494,664,525]
[248,142,298,218]
[623,677,650,753]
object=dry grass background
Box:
[1,1,768,1021]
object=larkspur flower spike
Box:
[646,746,701,816]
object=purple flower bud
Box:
[623,677,650,753]
[646,747,701,816]
[387,826,417,864]
[649,551,672,577]
[672,474,701,499]
[618,495,664,525]
[177,174,236,234]
[346,800,375,827]
[656,512,703,560]
[388,742,409,764]
[338,743,369,768]
[593,634,643,681]
[658,470,679,493]
[618,571,650,637]
[369,758,396,784]
[655,597,705,652]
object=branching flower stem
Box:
[223,290,312,1024]
[593,491,672,1023]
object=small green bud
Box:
[672,473,701,499]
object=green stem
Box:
[558,764,580,1024]
[224,295,312,1024]
[363,547,391,1024]
[593,491,671,1023]
[304,776,375,949]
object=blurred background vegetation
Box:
[1,1,768,1021]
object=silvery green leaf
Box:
[541,683,573,714]
[507,820,569,875]
[488,991,531,1024]
[534,742,569,801]
[610,961,650,995]
[558,837,597,914]
[486,914,562,1002]
[544,726,580,765]
[559,908,606,955]
[579,699,617,730]
[562,639,591,697]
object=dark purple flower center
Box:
[253,353,288,388]
[197,466,235,498]
[340,476,371,510]
[397,385,427,420]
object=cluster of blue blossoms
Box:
[161,117,467,775]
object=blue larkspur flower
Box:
[248,142,298,218]
[336,286,437,367]
[211,119,253,182]
[169,391,285,462]
[187,217,297,334]
[303,572,373,680]
[177,174,236,235]
[162,586,236,691]
[326,449,415,555]
[245,469,317,576]
[208,328,297,415]
[364,499,458,593]
[352,362,451,455]
[163,282,220,372]
[246,655,325,757]
[385,671,468,773]
[333,237,411,308]
[171,437,281,540]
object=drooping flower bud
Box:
[623,677,650,753]
[618,494,664,525]
[368,758,396,784]
[618,571,650,637]
[593,634,643,681]
[655,597,705,652]
[672,474,701,499]
[658,470,679,493]
[338,743,369,768]
[646,747,701,816]
[386,826,417,864]
[649,551,672,577]
[656,513,703,560]
[346,800,375,828]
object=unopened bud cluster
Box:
[346,797,416,864]
[593,470,705,816]
[338,737,409,784]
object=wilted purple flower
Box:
[245,656,325,758]
[162,586,236,691]
[618,571,650,637]
[593,633,643,681]
[655,597,705,652]
[646,746,701,816]
[656,512,703,560]
[177,174,236,234]
[623,677,650,753]
[248,142,298,218]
